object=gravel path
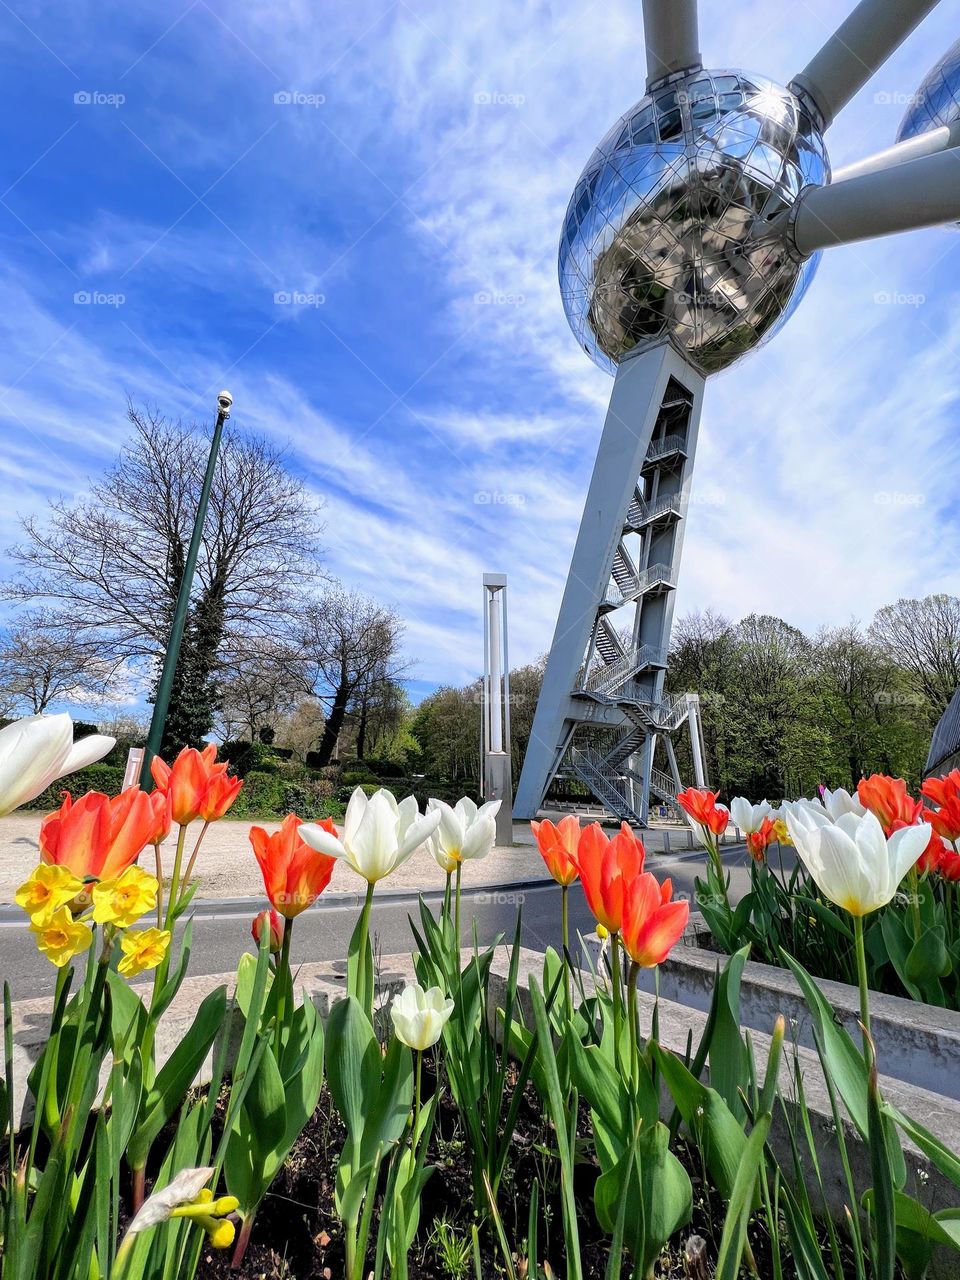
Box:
[0,810,695,905]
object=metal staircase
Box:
[569,748,643,825]
[516,365,706,827]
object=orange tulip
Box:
[924,795,960,845]
[198,769,243,822]
[250,813,337,919]
[746,816,778,864]
[922,769,960,810]
[251,907,283,953]
[857,774,923,837]
[531,816,581,886]
[573,821,645,934]
[620,872,689,968]
[146,791,172,846]
[676,787,729,836]
[40,789,160,881]
[151,744,239,826]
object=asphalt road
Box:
[0,845,772,1003]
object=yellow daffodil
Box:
[15,863,84,922]
[118,926,171,977]
[117,1168,239,1260]
[92,865,159,928]
[30,906,93,968]
[170,1187,239,1249]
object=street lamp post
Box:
[139,391,233,788]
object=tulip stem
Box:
[907,865,922,940]
[853,913,871,1045]
[274,916,293,1058]
[443,870,452,924]
[561,883,572,1024]
[626,961,640,1091]
[163,824,188,932]
[153,841,163,927]
[414,1050,422,1136]
[454,862,463,946]
[179,820,210,902]
[610,933,623,1066]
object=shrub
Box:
[342,768,379,787]
[229,772,343,822]
[30,763,127,810]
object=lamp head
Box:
[217,390,233,418]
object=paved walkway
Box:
[0,810,707,905]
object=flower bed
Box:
[5,714,960,1279]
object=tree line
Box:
[0,406,407,769]
[1,403,956,800]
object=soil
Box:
[187,1064,846,1280]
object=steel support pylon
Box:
[515,344,706,824]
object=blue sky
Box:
[2,0,960,712]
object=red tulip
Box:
[924,796,960,845]
[857,774,923,837]
[573,821,645,935]
[921,769,960,810]
[250,813,337,919]
[40,788,160,881]
[151,744,239,826]
[530,816,581,887]
[251,907,283,953]
[746,815,778,864]
[620,872,689,968]
[676,787,729,837]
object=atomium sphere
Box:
[559,69,830,376]
[897,37,960,142]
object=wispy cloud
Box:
[1,0,959,706]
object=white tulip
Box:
[820,786,867,821]
[729,797,773,834]
[426,796,500,871]
[784,806,931,917]
[390,982,454,1050]
[299,787,441,884]
[0,713,114,817]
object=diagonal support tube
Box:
[792,148,960,254]
[642,0,701,90]
[790,0,940,129]
[832,122,960,184]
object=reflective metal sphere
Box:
[559,69,830,375]
[897,37,960,141]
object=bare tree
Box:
[5,405,324,752]
[869,594,960,716]
[0,610,126,713]
[300,585,406,766]
[215,635,311,742]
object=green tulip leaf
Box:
[652,1042,747,1202]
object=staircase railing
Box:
[645,432,687,463]
[628,491,684,527]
